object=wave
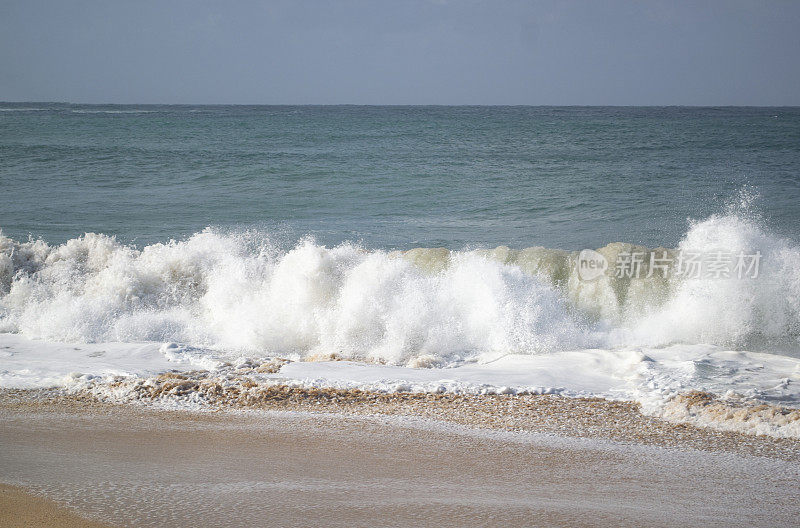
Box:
[0,107,49,112]
[1,208,799,366]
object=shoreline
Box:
[3,386,799,461]
[2,392,799,527]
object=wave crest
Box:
[2,208,800,365]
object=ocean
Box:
[2,104,800,249]
[2,103,800,437]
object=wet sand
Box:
[0,484,111,527]
[1,397,799,528]
[33,379,800,460]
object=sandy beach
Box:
[0,484,111,527]
[2,391,799,528]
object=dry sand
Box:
[1,392,799,528]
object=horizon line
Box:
[2,101,800,108]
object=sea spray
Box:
[1,207,800,365]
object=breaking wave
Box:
[2,206,800,366]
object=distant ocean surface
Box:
[2,103,799,249]
[2,103,800,436]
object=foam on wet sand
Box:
[1,392,799,528]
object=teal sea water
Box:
[2,103,799,249]
[4,103,800,426]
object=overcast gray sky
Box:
[1,0,798,105]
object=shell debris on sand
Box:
[3,363,799,462]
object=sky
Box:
[1,0,799,105]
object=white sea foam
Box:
[2,208,799,360]
[0,229,602,362]
[0,107,49,112]
[2,204,800,436]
